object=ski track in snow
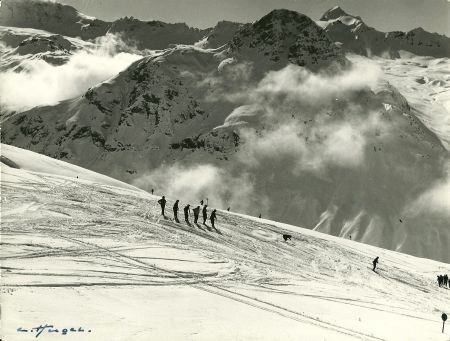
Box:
[1,154,450,340]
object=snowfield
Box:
[1,144,449,341]
[365,53,450,151]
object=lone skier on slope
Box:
[202,205,208,225]
[193,206,200,224]
[158,196,167,216]
[372,256,379,272]
[184,204,190,224]
[173,200,180,222]
[210,209,217,228]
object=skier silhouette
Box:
[157,196,166,216]
[173,200,179,222]
[372,256,379,272]
[227,207,230,212]
[210,209,217,228]
[193,206,200,224]
[151,189,154,195]
[202,205,208,225]
[183,204,190,224]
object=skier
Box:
[183,204,190,224]
[259,213,262,218]
[151,189,154,195]
[227,207,230,212]
[202,205,208,225]
[438,275,442,287]
[210,209,217,228]
[173,200,180,222]
[157,196,167,216]
[193,206,200,224]
[372,256,379,272]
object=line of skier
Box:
[157,196,217,228]
[437,274,449,288]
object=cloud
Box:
[0,34,142,112]
[250,61,381,109]
[132,163,266,213]
[220,60,386,174]
[405,162,450,217]
[237,112,384,174]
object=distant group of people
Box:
[157,196,218,228]
[438,274,449,288]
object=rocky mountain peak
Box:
[320,6,351,21]
[229,9,347,69]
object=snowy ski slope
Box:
[1,144,449,341]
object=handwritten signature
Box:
[17,324,92,338]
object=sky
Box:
[56,0,450,35]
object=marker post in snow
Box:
[442,313,447,333]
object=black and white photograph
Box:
[0,0,449,339]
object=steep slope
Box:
[0,46,226,176]
[1,145,450,341]
[318,6,450,58]
[0,143,140,191]
[216,78,449,263]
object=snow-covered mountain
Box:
[367,53,450,150]
[317,6,450,58]
[0,0,109,40]
[1,9,348,168]
[1,3,449,263]
[0,26,90,71]
[0,0,208,49]
[2,144,450,341]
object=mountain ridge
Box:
[317,6,450,58]
[1,1,448,58]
